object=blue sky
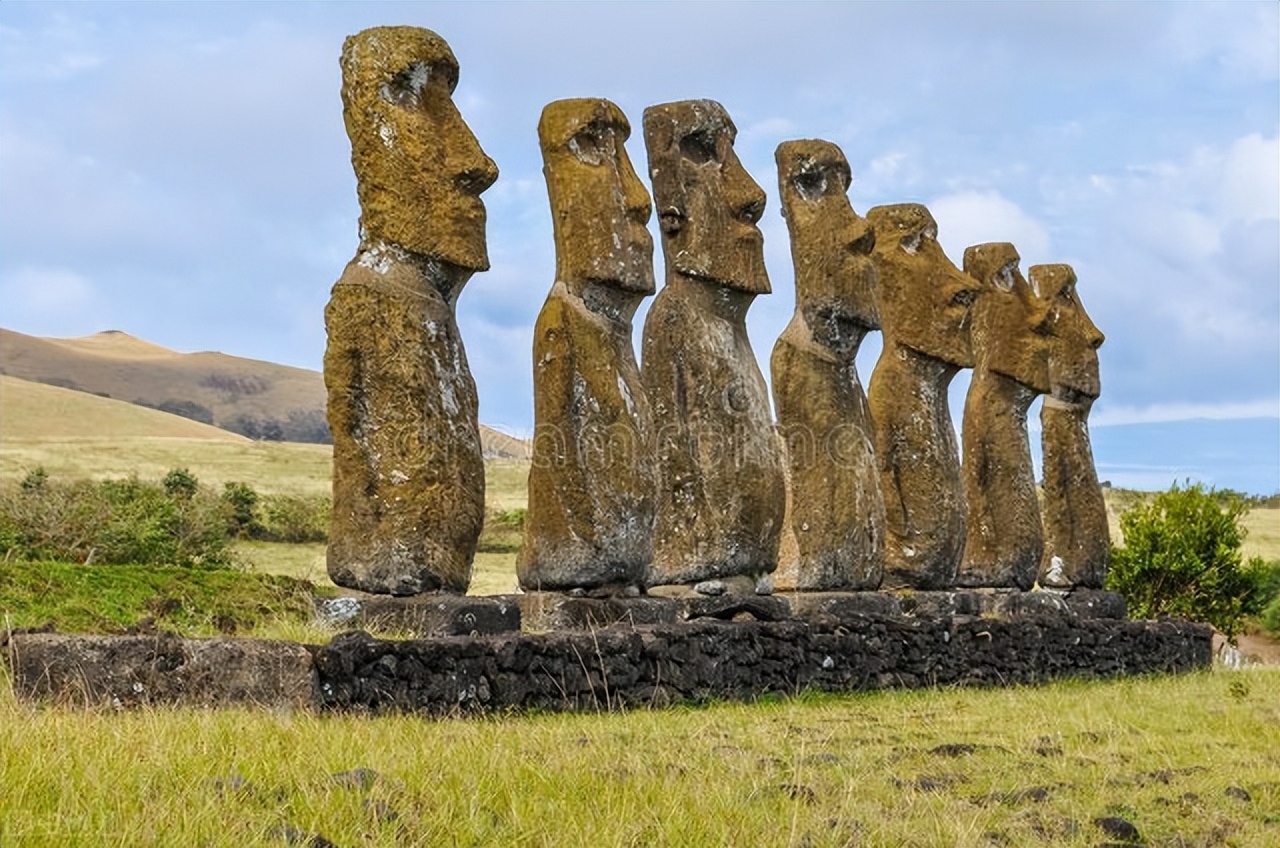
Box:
[1,3,1277,493]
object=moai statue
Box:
[641,100,786,590]
[324,27,497,595]
[956,243,1052,590]
[866,204,980,589]
[771,140,885,591]
[1033,264,1108,589]
[518,98,656,593]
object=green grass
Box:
[233,540,520,597]
[0,560,321,637]
[1,668,1275,848]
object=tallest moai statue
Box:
[324,27,498,595]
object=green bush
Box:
[0,470,234,568]
[1107,481,1262,639]
[257,493,330,543]
[221,481,261,538]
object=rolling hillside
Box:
[0,328,530,459]
[0,375,249,441]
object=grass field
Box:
[2,666,1276,848]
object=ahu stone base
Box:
[5,608,1209,715]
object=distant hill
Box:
[0,328,530,459]
[0,375,250,441]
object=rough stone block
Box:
[356,595,520,637]
[786,592,903,621]
[516,593,680,632]
[6,633,317,709]
[897,591,983,618]
[977,590,1071,618]
[1063,589,1127,619]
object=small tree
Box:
[1108,481,1260,639]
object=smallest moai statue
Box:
[956,243,1052,591]
[866,204,981,590]
[771,140,885,591]
[519,98,657,593]
[1033,264,1109,588]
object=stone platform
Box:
[4,593,1208,715]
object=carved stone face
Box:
[539,99,654,299]
[643,100,769,294]
[341,26,498,272]
[866,203,980,367]
[776,140,877,355]
[1030,264,1104,402]
[964,242,1051,394]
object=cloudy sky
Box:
[2,3,1277,493]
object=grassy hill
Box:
[0,375,248,442]
[0,327,530,459]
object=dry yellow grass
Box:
[1239,508,1279,561]
[0,375,247,441]
[1,436,333,496]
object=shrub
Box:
[221,481,261,538]
[1107,481,1262,639]
[0,471,234,568]
[258,494,330,543]
[162,467,199,500]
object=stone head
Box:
[776,139,878,356]
[866,203,980,368]
[539,98,655,305]
[643,100,769,294]
[963,243,1051,394]
[340,26,499,275]
[1030,264,1104,403]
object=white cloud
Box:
[928,190,1051,264]
[1092,399,1280,427]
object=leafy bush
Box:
[221,481,261,538]
[0,469,234,568]
[257,493,330,543]
[1107,482,1263,638]
[1246,558,1280,636]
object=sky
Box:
[1,2,1277,494]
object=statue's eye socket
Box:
[1059,285,1076,306]
[793,171,827,201]
[679,131,717,164]
[569,130,606,165]
[378,62,431,108]
[951,289,977,307]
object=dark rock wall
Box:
[5,615,1210,715]
[311,615,1210,716]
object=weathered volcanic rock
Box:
[866,204,980,589]
[5,632,316,709]
[957,243,1051,590]
[641,100,786,587]
[1033,264,1109,589]
[519,98,656,592]
[771,139,885,591]
[324,26,497,594]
